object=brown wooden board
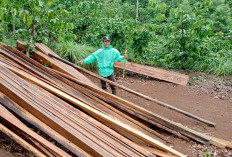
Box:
[0,46,166,146]
[0,92,90,157]
[0,123,46,157]
[0,44,173,152]
[33,42,98,88]
[0,45,212,147]
[17,42,214,127]
[0,66,114,157]
[0,104,71,157]
[0,62,185,157]
[40,60,211,144]
[16,40,28,52]
[114,61,189,86]
[44,52,214,127]
[0,64,157,157]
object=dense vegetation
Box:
[1,0,232,75]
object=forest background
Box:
[1,0,232,76]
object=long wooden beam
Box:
[46,68,170,143]
[0,68,111,157]
[0,52,207,146]
[40,62,210,144]
[0,104,72,157]
[0,57,209,145]
[0,61,186,157]
[0,47,167,147]
[24,49,215,145]
[0,92,90,157]
[44,52,215,127]
[114,61,189,86]
[0,46,159,156]
[0,60,156,157]
[0,123,46,157]
[0,52,203,144]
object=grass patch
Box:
[51,41,98,71]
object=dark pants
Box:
[101,74,116,94]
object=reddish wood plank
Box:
[0,104,71,157]
[114,61,189,86]
[0,63,185,157]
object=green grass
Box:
[1,38,17,47]
[192,55,232,76]
[202,150,213,157]
[51,41,98,71]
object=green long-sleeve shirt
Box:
[83,44,125,77]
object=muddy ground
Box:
[0,71,231,156]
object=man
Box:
[79,36,127,95]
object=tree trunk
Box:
[136,0,139,21]
[30,20,35,44]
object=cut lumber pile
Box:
[114,61,189,86]
[0,41,231,157]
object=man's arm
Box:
[78,54,96,65]
[115,52,127,62]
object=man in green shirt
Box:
[79,36,128,95]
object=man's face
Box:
[103,40,110,48]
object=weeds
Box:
[51,41,97,71]
[202,150,213,157]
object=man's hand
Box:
[124,54,128,59]
[78,60,84,64]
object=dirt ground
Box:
[116,71,232,157]
[0,71,231,156]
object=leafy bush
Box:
[1,0,232,76]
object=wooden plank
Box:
[0,62,185,157]
[139,145,178,157]
[114,61,189,86]
[0,46,157,156]
[26,137,56,157]
[16,40,28,52]
[33,43,98,88]
[0,123,46,157]
[0,104,72,157]
[0,63,152,157]
[3,47,203,145]
[0,57,209,145]
[12,42,214,126]
[0,47,164,148]
[0,92,90,157]
[38,58,211,143]
[0,67,108,157]
[48,68,171,144]
[34,42,59,57]
[206,135,232,149]
[45,52,215,127]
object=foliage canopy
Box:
[1,0,232,75]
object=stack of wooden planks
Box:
[0,41,231,157]
[114,61,189,86]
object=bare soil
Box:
[116,71,232,156]
[0,71,232,157]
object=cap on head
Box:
[103,36,110,41]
